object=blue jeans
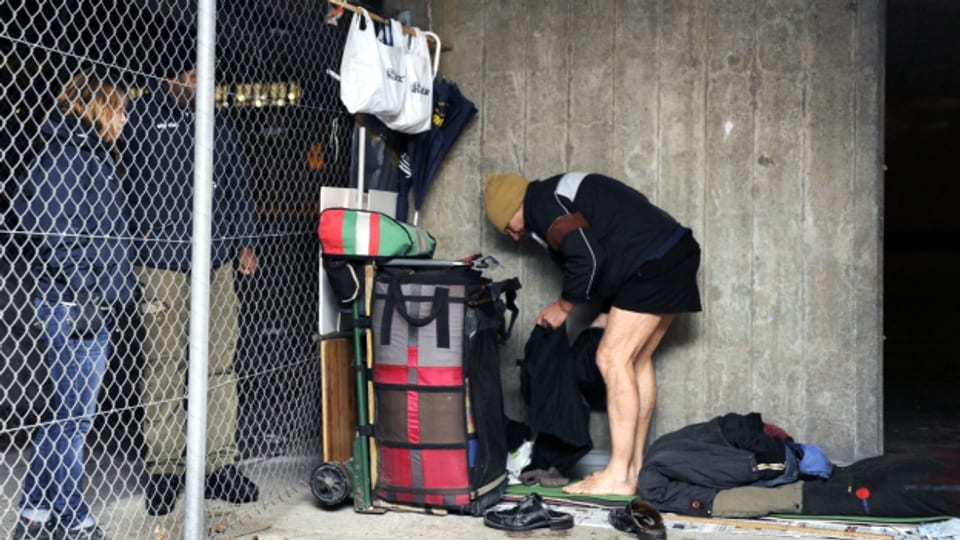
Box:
[20,300,112,529]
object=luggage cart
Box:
[311,255,496,513]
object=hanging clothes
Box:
[349,113,409,193]
[399,78,477,221]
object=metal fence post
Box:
[183,0,217,537]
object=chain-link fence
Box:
[2,0,357,537]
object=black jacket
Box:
[122,83,259,272]
[638,412,787,517]
[522,173,686,303]
[520,325,592,474]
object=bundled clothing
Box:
[638,412,821,517]
[519,325,592,477]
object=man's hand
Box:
[238,247,259,276]
[536,298,574,329]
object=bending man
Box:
[483,172,702,496]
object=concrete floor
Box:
[1,443,948,540]
[3,384,955,540]
[238,488,917,540]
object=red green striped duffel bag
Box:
[319,208,436,260]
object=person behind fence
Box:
[483,172,702,496]
[122,57,261,516]
[11,69,135,540]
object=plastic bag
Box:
[380,28,438,134]
[339,10,405,116]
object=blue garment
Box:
[20,300,112,529]
[122,83,259,272]
[400,79,477,221]
[797,442,833,479]
[13,109,137,305]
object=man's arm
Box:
[555,223,604,303]
[238,246,258,276]
[536,297,574,329]
[219,115,260,267]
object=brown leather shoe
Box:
[608,497,667,540]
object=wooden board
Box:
[321,337,356,463]
[364,263,378,487]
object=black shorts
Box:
[610,231,702,314]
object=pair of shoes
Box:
[10,518,54,540]
[52,525,108,540]
[608,498,666,540]
[519,466,569,488]
[483,493,574,531]
[145,473,183,516]
[204,465,259,504]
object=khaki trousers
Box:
[136,264,239,475]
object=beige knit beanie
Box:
[483,173,530,233]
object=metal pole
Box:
[184,0,216,536]
[357,126,366,208]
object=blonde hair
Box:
[56,70,127,143]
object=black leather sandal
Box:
[608,497,667,540]
[483,493,574,531]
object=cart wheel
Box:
[311,462,352,506]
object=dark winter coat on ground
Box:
[638,412,788,517]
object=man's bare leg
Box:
[628,314,673,479]
[563,308,664,495]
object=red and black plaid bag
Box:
[371,265,518,515]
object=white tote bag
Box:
[380,28,439,134]
[339,10,405,116]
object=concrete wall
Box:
[390,0,884,463]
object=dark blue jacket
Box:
[14,109,137,306]
[122,83,259,272]
[523,173,687,303]
[638,413,789,517]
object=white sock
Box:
[69,515,96,530]
[20,508,51,523]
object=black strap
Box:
[373,382,465,393]
[391,281,450,327]
[379,276,452,349]
[489,277,521,343]
[355,315,372,329]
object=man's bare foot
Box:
[561,468,636,496]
